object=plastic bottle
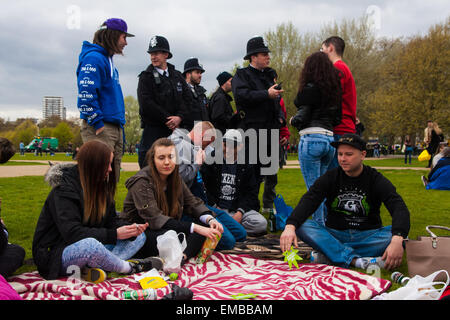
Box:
[268,209,276,232]
[122,288,157,300]
[391,271,410,286]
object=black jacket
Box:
[209,87,235,134]
[183,84,209,130]
[32,164,124,280]
[137,63,191,128]
[291,83,342,132]
[200,158,259,213]
[232,66,284,130]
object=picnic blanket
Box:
[220,234,313,260]
[7,253,390,300]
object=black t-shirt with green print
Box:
[287,165,410,238]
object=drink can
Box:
[391,271,410,286]
[122,288,157,300]
[196,233,222,264]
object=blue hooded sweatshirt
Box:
[76,41,126,130]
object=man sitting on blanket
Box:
[280,133,410,271]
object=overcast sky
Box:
[0,0,448,121]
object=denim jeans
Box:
[327,134,342,171]
[296,219,392,267]
[298,133,335,225]
[181,206,247,251]
[61,233,146,275]
[404,147,413,164]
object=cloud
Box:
[0,0,448,120]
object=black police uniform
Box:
[137,63,191,168]
[208,87,234,135]
[231,37,285,210]
[182,58,209,130]
[183,84,209,131]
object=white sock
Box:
[354,258,368,269]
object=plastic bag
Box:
[273,194,293,231]
[156,230,187,274]
[372,270,449,300]
[418,149,431,162]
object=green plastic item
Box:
[169,273,178,281]
[230,293,258,300]
[283,246,303,269]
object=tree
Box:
[10,120,38,148]
[52,122,74,151]
[367,18,450,142]
[124,95,142,148]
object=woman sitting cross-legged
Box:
[32,140,163,284]
[120,138,223,263]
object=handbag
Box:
[418,149,431,161]
[405,225,450,281]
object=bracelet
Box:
[207,217,216,224]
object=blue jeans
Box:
[181,206,247,251]
[404,147,413,164]
[296,220,392,267]
[373,148,380,158]
[327,134,342,170]
[298,134,335,225]
[61,233,146,275]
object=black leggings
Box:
[0,244,25,278]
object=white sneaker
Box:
[310,251,331,265]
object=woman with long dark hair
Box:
[121,138,223,262]
[33,140,162,283]
[290,51,342,226]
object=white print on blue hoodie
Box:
[76,41,126,130]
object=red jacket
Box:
[279,98,290,140]
[333,60,357,135]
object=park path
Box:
[0,159,428,178]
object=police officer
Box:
[137,35,191,168]
[209,71,235,135]
[182,57,209,131]
[232,36,285,211]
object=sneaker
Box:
[127,257,164,274]
[81,268,107,284]
[310,250,331,265]
[361,256,385,269]
[421,175,428,187]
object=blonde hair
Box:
[432,122,442,135]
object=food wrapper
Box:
[134,268,168,289]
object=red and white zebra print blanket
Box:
[7,253,390,300]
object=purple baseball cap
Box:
[100,18,135,37]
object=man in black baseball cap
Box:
[182,58,208,130]
[280,132,410,272]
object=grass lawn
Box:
[1,162,448,294]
